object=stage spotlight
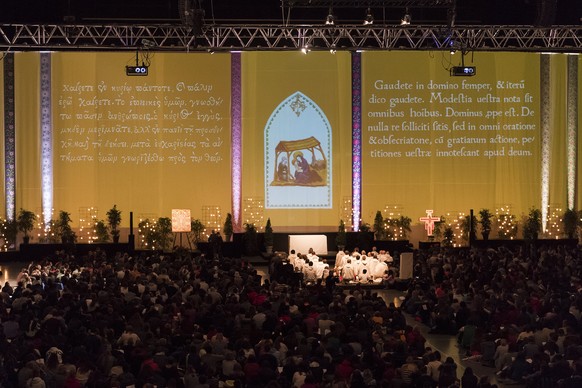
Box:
[141,39,155,48]
[363,8,374,25]
[301,44,311,54]
[401,8,411,25]
[329,44,337,54]
[325,8,335,25]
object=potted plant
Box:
[432,216,445,241]
[336,219,347,251]
[243,223,259,256]
[157,217,173,251]
[223,213,233,242]
[17,208,37,244]
[397,215,412,240]
[57,210,76,244]
[478,209,493,240]
[106,205,122,243]
[373,211,385,240]
[94,220,110,243]
[461,214,478,244]
[190,219,205,249]
[264,218,274,254]
[443,226,455,247]
[563,208,580,239]
[358,222,373,251]
[523,207,542,240]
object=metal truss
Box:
[282,0,454,8]
[0,23,580,52]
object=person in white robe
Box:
[342,259,356,282]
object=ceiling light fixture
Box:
[325,8,335,25]
[364,8,374,25]
[401,8,411,26]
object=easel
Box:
[171,209,193,250]
[173,232,193,250]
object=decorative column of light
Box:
[35,208,54,243]
[351,51,362,232]
[341,196,353,227]
[0,222,9,251]
[382,205,403,240]
[544,204,562,239]
[540,54,551,232]
[443,211,466,247]
[243,197,264,230]
[201,206,222,239]
[78,207,98,243]
[567,55,578,210]
[138,213,158,250]
[495,205,518,239]
[3,53,15,220]
[40,52,53,228]
[231,52,242,232]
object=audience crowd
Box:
[0,242,581,388]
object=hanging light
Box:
[325,8,335,25]
[401,8,411,25]
[363,8,374,25]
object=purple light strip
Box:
[231,52,242,232]
[3,53,15,220]
[40,53,53,227]
[352,52,362,232]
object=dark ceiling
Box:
[0,0,580,26]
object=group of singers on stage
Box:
[286,247,396,285]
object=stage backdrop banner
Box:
[15,53,43,214]
[242,51,352,230]
[51,52,231,224]
[361,51,541,223]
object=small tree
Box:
[373,211,385,240]
[17,208,37,243]
[94,220,110,243]
[523,207,542,240]
[397,215,412,240]
[223,213,233,242]
[106,205,122,243]
[336,219,347,249]
[563,208,580,239]
[57,210,76,244]
[443,226,455,247]
[264,218,274,248]
[460,214,478,244]
[190,219,205,247]
[157,217,173,251]
[479,209,493,240]
[243,223,259,255]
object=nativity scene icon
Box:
[270,136,327,187]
